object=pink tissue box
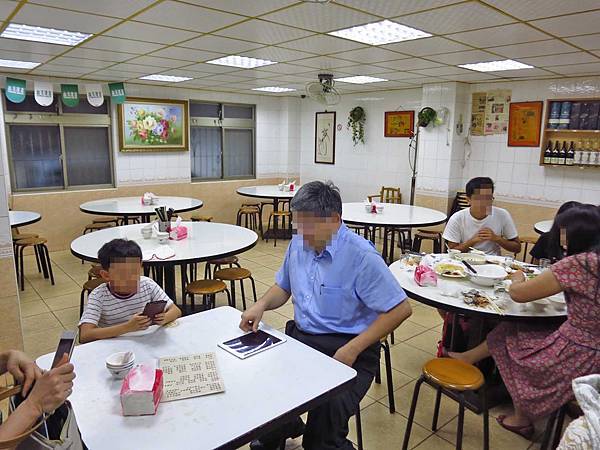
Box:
[168,225,188,241]
[120,368,163,416]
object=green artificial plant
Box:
[347,106,366,146]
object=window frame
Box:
[3,95,115,192]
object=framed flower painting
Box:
[117,98,189,152]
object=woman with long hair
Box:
[449,204,600,439]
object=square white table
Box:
[37,306,357,450]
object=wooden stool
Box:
[80,278,106,317]
[237,205,262,235]
[191,215,213,222]
[412,230,443,253]
[185,279,231,314]
[266,210,292,247]
[374,336,395,413]
[92,217,120,226]
[11,230,39,242]
[203,255,241,279]
[402,358,489,450]
[518,236,538,263]
[14,237,54,291]
[87,264,103,280]
[214,267,257,310]
[83,222,113,234]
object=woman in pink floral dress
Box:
[450,205,600,439]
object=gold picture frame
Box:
[117,97,189,152]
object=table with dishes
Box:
[342,202,448,263]
[71,222,258,302]
[9,210,41,228]
[37,307,356,450]
[534,220,553,235]
[236,185,298,240]
[80,196,203,224]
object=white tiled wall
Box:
[299,89,423,202]
[462,76,600,206]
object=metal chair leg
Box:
[44,245,55,285]
[402,376,425,450]
[432,386,443,431]
[224,288,232,308]
[456,395,465,450]
[249,276,258,303]
[481,385,489,450]
[240,279,247,310]
[19,245,26,291]
[382,340,395,413]
[541,410,558,450]
[33,245,42,273]
[355,407,364,450]
[552,405,567,449]
[79,289,86,318]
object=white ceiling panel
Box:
[334,47,408,63]
[280,35,366,53]
[81,36,165,54]
[241,46,314,62]
[178,35,263,54]
[50,56,115,69]
[148,47,224,63]
[178,0,297,17]
[83,69,146,79]
[550,62,600,75]
[0,37,66,56]
[440,72,503,81]
[30,63,93,75]
[564,34,600,51]
[531,11,600,37]
[293,56,357,69]
[215,20,313,45]
[128,55,209,68]
[518,52,599,67]
[82,73,129,81]
[111,62,180,74]
[487,40,579,58]
[106,22,198,45]
[338,64,396,75]
[173,78,231,88]
[374,57,443,71]
[177,62,241,74]
[31,69,83,77]
[334,0,463,18]
[396,2,514,34]
[207,73,254,83]
[482,0,600,21]
[64,47,134,62]
[487,68,556,77]
[0,50,52,63]
[133,1,243,33]
[382,37,471,56]
[29,0,155,18]
[371,71,428,81]
[410,66,474,76]
[12,4,119,33]
[250,63,313,75]
[0,0,16,20]
[261,3,378,33]
[153,68,214,78]
[448,24,548,48]
[427,49,499,65]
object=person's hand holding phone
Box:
[124,314,151,333]
[5,350,42,396]
[239,303,265,332]
[25,354,75,415]
[153,313,166,326]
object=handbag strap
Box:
[0,384,45,449]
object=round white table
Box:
[9,210,41,228]
[342,203,447,263]
[71,222,258,302]
[534,220,553,235]
[80,196,203,224]
[236,185,298,242]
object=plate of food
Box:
[434,262,466,278]
[399,254,422,269]
[509,262,540,275]
[461,289,504,314]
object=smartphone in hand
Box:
[142,300,167,323]
[50,330,77,369]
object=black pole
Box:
[409,127,419,206]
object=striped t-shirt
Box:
[79,277,173,328]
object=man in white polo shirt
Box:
[443,177,521,256]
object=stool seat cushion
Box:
[270,211,291,217]
[416,230,442,237]
[239,207,260,213]
[83,278,106,291]
[15,237,47,246]
[206,256,239,266]
[11,232,39,241]
[186,279,227,295]
[88,265,103,279]
[423,358,484,391]
[214,267,252,281]
[85,223,112,231]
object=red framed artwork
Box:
[507,101,543,147]
[384,111,414,137]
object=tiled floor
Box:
[18,239,551,450]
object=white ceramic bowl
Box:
[106,351,135,366]
[469,264,508,286]
[106,363,134,379]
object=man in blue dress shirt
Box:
[241,180,412,450]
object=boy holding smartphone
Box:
[79,239,181,343]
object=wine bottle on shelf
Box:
[543,141,553,165]
[558,102,571,129]
[575,140,584,165]
[559,141,567,165]
[582,140,592,165]
[566,141,575,166]
[548,102,561,129]
[552,140,561,164]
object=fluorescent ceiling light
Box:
[1,23,92,46]
[334,76,388,84]
[206,55,277,69]
[0,58,40,69]
[329,19,431,46]
[139,74,193,82]
[252,86,296,93]
[459,59,534,72]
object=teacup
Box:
[141,226,153,239]
[156,231,169,244]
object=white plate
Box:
[121,324,160,337]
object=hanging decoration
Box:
[85,84,104,107]
[347,106,365,146]
[34,80,53,106]
[61,84,79,107]
[5,77,26,103]
[109,82,126,104]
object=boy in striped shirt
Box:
[79,239,181,343]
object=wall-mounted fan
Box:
[305,73,341,106]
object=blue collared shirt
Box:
[275,223,407,334]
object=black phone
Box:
[50,330,77,369]
[142,300,167,321]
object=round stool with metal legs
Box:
[185,279,231,315]
[214,267,257,310]
[14,237,54,291]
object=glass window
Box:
[64,127,112,186]
[190,127,222,179]
[223,104,253,119]
[190,102,220,118]
[4,93,58,113]
[223,129,253,177]
[9,125,63,189]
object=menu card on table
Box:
[158,353,225,402]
